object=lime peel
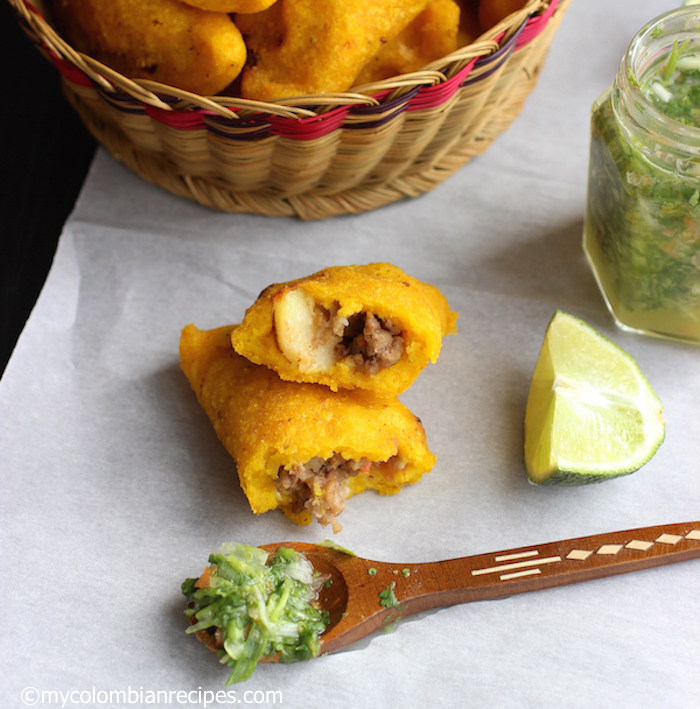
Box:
[524,311,665,485]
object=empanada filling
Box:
[278,453,405,532]
[335,312,404,375]
[274,287,404,374]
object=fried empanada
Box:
[230,263,457,396]
[236,0,432,100]
[52,0,246,95]
[178,0,277,13]
[180,324,436,532]
[354,0,460,86]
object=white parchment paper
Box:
[2,1,698,707]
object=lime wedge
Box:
[524,311,665,485]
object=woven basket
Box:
[10,0,571,219]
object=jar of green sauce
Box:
[583,6,700,344]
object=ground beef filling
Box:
[332,312,404,375]
[278,454,373,533]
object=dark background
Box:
[1,0,97,374]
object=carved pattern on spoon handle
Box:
[394,521,700,606]
[318,521,700,654]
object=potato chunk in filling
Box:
[274,287,404,375]
[278,453,405,532]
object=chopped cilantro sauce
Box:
[643,40,700,127]
[182,543,328,684]
[378,582,399,608]
[583,8,700,343]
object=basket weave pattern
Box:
[10,0,571,219]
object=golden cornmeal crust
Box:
[180,324,436,530]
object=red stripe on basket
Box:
[516,0,558,48]
[488,0,559,49]
[144,105,210,129]
[268,105,351,140]
[18,0,92,87]
[406,58,479,112]
[48,53,95,89]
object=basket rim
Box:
[9,0,561,122]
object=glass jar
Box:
[583,6,700,345]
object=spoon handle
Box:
[314,521,700,655]
[367,521,700,616]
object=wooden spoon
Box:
[261,521,700,657]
